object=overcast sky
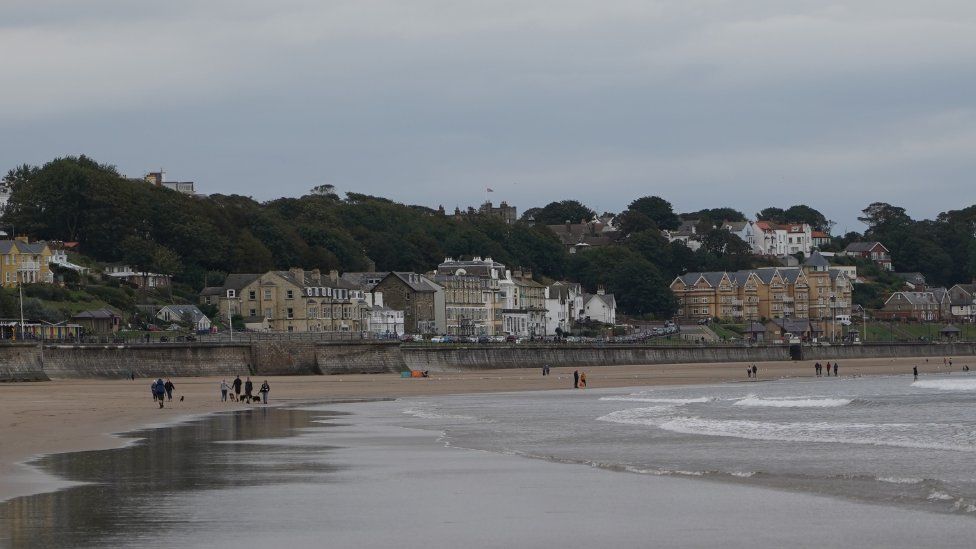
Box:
[3,1,975,232]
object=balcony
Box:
[731,299,743,306]
[830,300,849,308]
[783,307,794,314]
[731,310,743,317]
[782,297,795,303]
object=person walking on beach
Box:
[232,376,243,400]
[573,369,580,389]
[260,380,270,404]
[913,366,918,381]
[814,362,821,377]
[824,362,830,377]
[152,378,166,408]
[220,379,230,402]
[579,372,587,389]
[833,362,838,377]
[150,380,158,403]
[164,379,175,401]
[244,377,254,402]
[751,364,758,380]
[747,367,752,379]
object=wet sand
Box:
[0,355,959,502]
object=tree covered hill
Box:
[20,155,975,319]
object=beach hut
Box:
[940,325,961,340]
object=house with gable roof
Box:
[843,242,893,271]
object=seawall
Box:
[401,345,790,372]
[2,341,976,380]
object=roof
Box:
[222,273,261,291]
[200,286,223,296]
[885,291,938,307]
[73,308,120,320]
[802,251,829,268]
[340,272,390,291]
[894,272,926,285]
[158,304,209,323]
[383,272,438,293]
[584,293,616,309]
[940,325,962,333]
[811,230,829,238]
[845,241,888,253]
[722,221,747,231]
[743,321,766,333]
[766,318,818,333]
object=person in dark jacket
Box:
[573,370,580,389]
[259,380,270,404]
[164,379,175,401]
[152,379,166,408]
[232,376,243,399]
[244,377,254,401]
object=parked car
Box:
[477,336,491,344]
[430,336,446,343]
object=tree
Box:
[858,202,910,230]
[626,196,680,230]
[758,205,829,230]
[528,200,596,225]
[309,184,337,197]
[685,208,746,223]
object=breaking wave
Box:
[912,379,976,391]
[733,396,852,408]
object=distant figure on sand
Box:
[260,380,270,404]
[825,362,830,377]
[244,377,254,402]
[220,379,230,402]
[833,362,838,377]
[233,376,243,400]
[573,370,580,389]
[164,379,175,401]
[814,362,821,377]
[152,378,165,408]
[913,366,918,381]
[579,372,587,388]
[751,365,758,379]
[747,367,752,379]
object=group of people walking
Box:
[219,376,270,404]
[150,378,176,408]
[746,364,758,379]
[813,362,839,377]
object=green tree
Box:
[626,196,680,230]
[528,200,596,225]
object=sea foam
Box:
[912,379,976,391]
[733,396,852,408]
[599,396,712,405]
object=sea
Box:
[3,373,976,548]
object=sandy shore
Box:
[0,355,960,502]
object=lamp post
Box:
[830,294,836,343]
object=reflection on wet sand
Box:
[0,408,337,549]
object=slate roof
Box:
[584,293,616,309]
[222,274,260,291]
[340,272,390,291]
[158,304,209,324]
[894,272,926,285]
[802,251,830,268]
[845,241,887,253]
[73,308,120,320]
[385,272,439,293]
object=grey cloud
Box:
[2,1,975,230]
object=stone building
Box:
[373,272,445,335]
[670,252,852,335]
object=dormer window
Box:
[227,289,236,298]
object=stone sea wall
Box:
[2,341,976,380]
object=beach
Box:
[0,355,959,503]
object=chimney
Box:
[311,268,321,283]
[289,267,305,282]
[14,235,29,243]
[597,286,606,296]
[329,269,339,283]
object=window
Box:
[286,290,294,299]
[286,308,294,319]
[249,309,256,317]
[264,308,272,319]
[308,307,318,319]
[264,289,272,300]
[248,290,256,300]
[227,289,236,298]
